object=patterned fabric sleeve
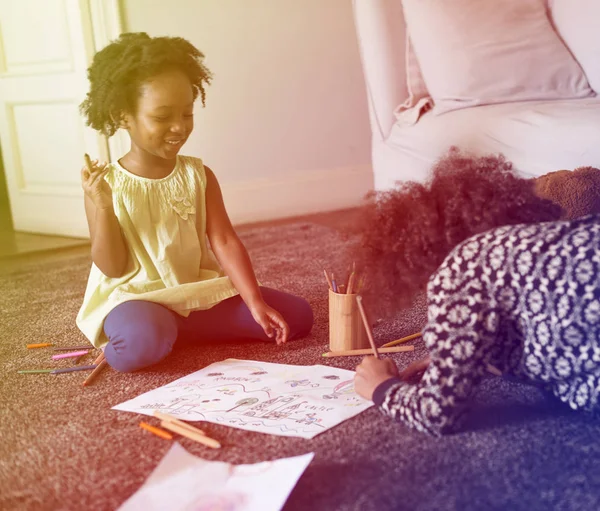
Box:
[375,234,503,436]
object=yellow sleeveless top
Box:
[76,155,239,348]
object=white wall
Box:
[120,0,373,225]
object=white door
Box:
[0,0,121,237]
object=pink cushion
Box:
[402,0,594,115]
[550,0,600,94]
[395,34,432,124]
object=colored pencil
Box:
[140,422,173,440]
[84,153,93,170]
[52,350,90,360]
[92,352,105,365]
[26,343,54,349]
[160,420,221,449]
[83,356,107,386]
[53,345,94,351]
[18,369,54,374]
[338,284,346,294]
[331,273,338,293]
[323,269,333,291]
[345,262,356,294]
[486,364,503,376]
[381,332,423,348]
[346,273,356,294]
[356,275,366,293]
[52,365,97,374]
[356,295,379,359]
[153,410,206,436]
[322,346,415,357]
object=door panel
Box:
[0,0,117,237]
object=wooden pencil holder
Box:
[328,289,368,352]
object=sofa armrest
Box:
[352,0,408,141]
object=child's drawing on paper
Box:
[113,359,373,439]
[118,443,314,511]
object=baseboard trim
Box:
[221,164,374,226]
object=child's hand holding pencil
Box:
[81,154,112,210]
[354,357,399,400]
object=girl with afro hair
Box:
[76,33,313,372]
[352,149,600,435]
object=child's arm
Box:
[355,244,498,435]
[81,160,127,278]
[356,322,491,436]
[203,166,290,344]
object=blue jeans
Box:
[103,287,313,372]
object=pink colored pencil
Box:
[51,350,90,360]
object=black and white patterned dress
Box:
[373,215,600,436]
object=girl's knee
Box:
[103,301,178,372]
[293,297,314,337]
[105,333,176,373]
[280,294,313,339]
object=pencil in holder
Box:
[328,289,368,352]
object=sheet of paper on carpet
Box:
[117,442,314,511]
[112,358,373,439]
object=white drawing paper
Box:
[118,442,314,511]
[112,358,373,439]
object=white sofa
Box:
[352,0,600,191]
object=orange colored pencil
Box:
[140,422,173,440]
[27,343,54,349]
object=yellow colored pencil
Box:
[381,332,423,348]
[322,346,414,357]
[140,422,173,440]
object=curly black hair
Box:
[353,148,564,317]
[80,32,213,136]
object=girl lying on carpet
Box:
[352,149,600,435]
[76,33,313,372]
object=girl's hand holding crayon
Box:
[250,302,290,345]
[354,357,399,400]
[81,158,113,210]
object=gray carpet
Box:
[1,221,599,511]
